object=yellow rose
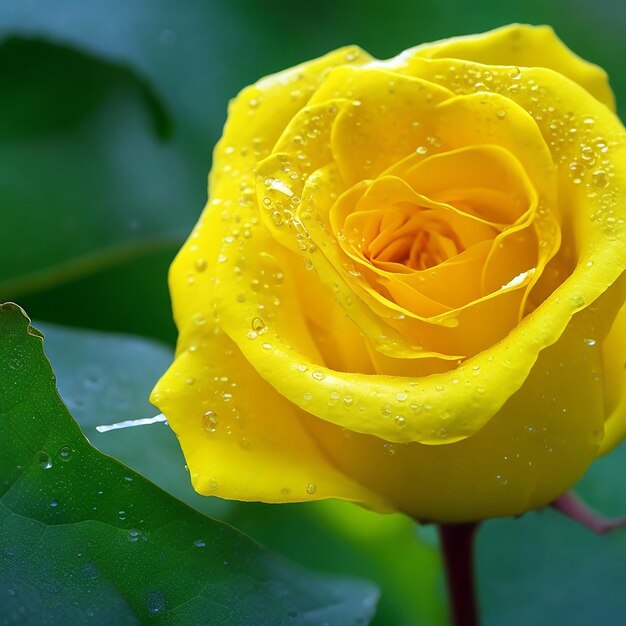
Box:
[152,24,626,522]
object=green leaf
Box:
[34,318,226,519]
[38,322,445,625]
[0,303,379,625]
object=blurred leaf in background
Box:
[2,1,626,625]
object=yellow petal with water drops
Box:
[168,46,370,335]
[399,144,537,226]
[255,99,350,252]
[211,45,370,195]
[309,66,453,183]
[427,91,556,198]
[392,24,615,111]
[151,324,386,508]
[304,281,626,522]
[289,258,378,376]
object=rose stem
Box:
[551,491,626,534]
[437,522,481,626]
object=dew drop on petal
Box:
[395,415,407,428]
[203,411,219,433]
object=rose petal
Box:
[152,328,386,506]
[398,144,537,226]
[392,23,615,111]
[598,294,626,455]
[310,66,453,183]
[303,289,618,521]
[169,45,371,329]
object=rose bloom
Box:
[152,25,626,522]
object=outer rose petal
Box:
[169,45,371,331]
[153,327,385,506]
[306,284,624,521]
[599,300,626,454]
[402,24,615,111]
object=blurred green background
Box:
[3,1,626,624]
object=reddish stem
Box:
[551,491,626,534]
[438,523,481,626]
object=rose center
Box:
[365,209,464,271]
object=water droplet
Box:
[251,317,266,334]
[128,529,140,542]
[194,539,206,548]
[496,109,507,120]
[50,500,58,508]
[584,338,597,347]
[580,146,596,166]
[192,313,206,326]
[195,258,207,272]
[592,169,608,188]
[396,391,408,402]
[146,590,166,615]
[395,415,407,428]
[305,483,317,495]
[38,452,52,470]
[208,479,220,493]
[203,411,218,433]
[311,370,326,381]
[261,342,273,350]
[415,146,428,155]
[248,97,260,108]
